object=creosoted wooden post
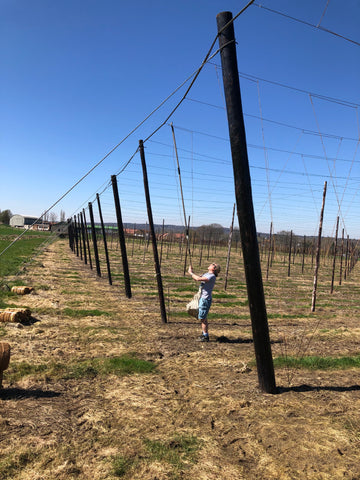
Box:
[224,203,236,290]
[311,181,327,312]
[96,193,112,285]
[266,221,272,281]
[330,216,339,294]
[68,220,74,251]
[217,11,276,393]
[287,230,293,277]
[73,215,79,256]
[82,208,93,270]
[77,214,83,260]
[302,235,306,274]
[111,175,132,299]
[139,140,167,323]
[88,202,101,277]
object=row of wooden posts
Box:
[69,141,167,323]
[262,220,358,288]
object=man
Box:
[188,263,221,342]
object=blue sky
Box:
[1,0,360,236]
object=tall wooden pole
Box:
[344,235,349,280]
[287,230,293,277]
[311,181,327,312]
[68,221,74,252]
[339,228,344,285]
[82,209,93,270]
[111,175,132,299]
[96,193,112,285]
[266,221,272,281]
[224,203,236,290]
[160,219,165,266]
[217,11,276,394]
[301,235,306,274]
[88,202,101,277]
[139,140,167,324]
[77,214,83,261]
[183,216,191,275]
[73,215,79,257]
[330,216,339,294]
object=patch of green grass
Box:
[143,434,201,473]
[0,232,51,277]
[267,313,312,319]
[62,308,111,318]
[217,300,249,307]
[273,354,360,370]
[213,293,237,299]
[8,355,156,382]
[111,455,135,477]
[7,361,49,382]
[318,328,348,336]
[234,284,247,290]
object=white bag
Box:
[186,287,202,318]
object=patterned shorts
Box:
[198,297,212,320]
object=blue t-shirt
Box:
[200,272,216,299]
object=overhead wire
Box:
[309,94,350,235]
[66,1,256,226]
[186,98,360,143]
[208,64,360,109]
[253,2,360,47]
[5,0,360,265]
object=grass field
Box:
[1,232,360,479]
[0,225,51,278]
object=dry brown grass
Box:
[0,238,360,479]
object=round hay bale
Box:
[11,286,33,295]
[0,310,23,323]
[0,308,31,323]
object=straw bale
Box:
[0,308,31,323]
[11,286,34,295]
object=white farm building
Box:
[10,215,50,231]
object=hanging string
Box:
[170,123,192,266]
[309,94,349,236]
[256,80,273,226]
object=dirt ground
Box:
[1,239,360,479]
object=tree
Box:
[197,223,225,243]
[0,209,12,225]
[49,212,58,223]
[60,210,66,222]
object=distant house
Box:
[124,228,143,237]
[10,214,50,231]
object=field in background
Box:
[0,234,360,479]
[0,225,51,280]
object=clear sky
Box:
[1,0,360,237]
